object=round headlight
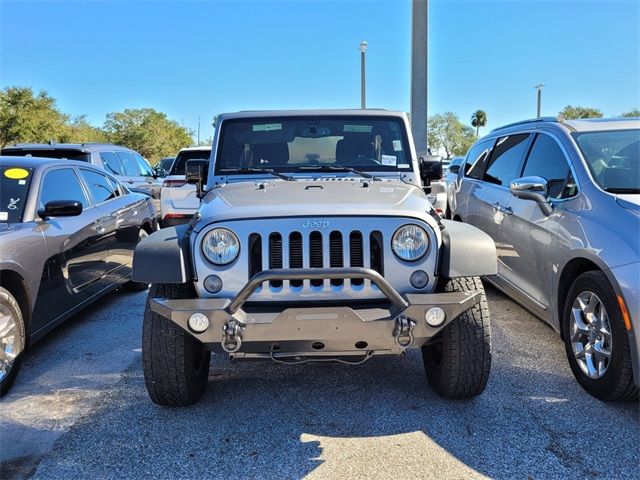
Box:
[202,228,240,265]
[392,224,429,261]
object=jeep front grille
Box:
[248,229,384,290]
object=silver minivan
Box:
[451,117,639,400]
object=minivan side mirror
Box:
[510,176,552,215]
[418,155,443,185]
[449,164,461,175]
[38,200,83,218]
[186,159,209,199]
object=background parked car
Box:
[0,156,156,395]
[160,146,211,227]
[450,116,639,401]
[444,156,465,217]
[156,156,175,177]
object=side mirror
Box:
[418,155,443,185]
[449,165,461,174]
[186,159,209,199]
[510,176,552,215]
[38,200,83,218]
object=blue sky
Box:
[1,0,638,139]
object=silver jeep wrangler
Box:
[133,110,497,406]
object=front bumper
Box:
[150,268,481,358]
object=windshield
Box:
[573,129,640,193]
[1,166,34,223]
[170,150,211,175]
[1,148,91,162]
[215,116,412,175]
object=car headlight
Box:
[202,228,240,265]
[392,224,429,261]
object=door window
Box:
[79,169,119,204]
[116,151,140,176]
[483,134,530,187]
[133,153,155,177]
[464,140,494,180]
[522,134,574,199]
[99,152,124,175]
[40,168,89,209]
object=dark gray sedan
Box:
[0,156,156,395]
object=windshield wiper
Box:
[604,187,640,194]
[296,165,380,181]
[219,167,295,181]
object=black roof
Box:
[1,142,132,153]
[0,155,99,170]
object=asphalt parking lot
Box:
[0,285,638,480]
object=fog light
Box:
[425,307,446,327]
[188,313,209,333]
[204,275,223,293]
[410,270,429,289]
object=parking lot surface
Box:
[1,285,638,479]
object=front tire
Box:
[422,276,491,399]
[0,287,26,397]
[142,283,211,406]
[563,271,638,401]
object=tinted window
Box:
[133,153,154,176]
[116,151,140,176]
[1,148,91,162]
[79,169,118,204]
[171,150,212,175]
[483,134,530,186]
[1,166,34,223]
[522,134,572,198]
[40,168,89,209]
[100,152,123,175]
[464,140,494,180]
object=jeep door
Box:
[499,132,577,312]
[31,167,110,331]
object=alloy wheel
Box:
[0,304,23,382]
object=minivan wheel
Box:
[124,229,150,292]
[0,287,26,397]
[563,271,638,401]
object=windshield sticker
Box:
[4,168,29,180]
[8,198,20,210]
[381,155,397,166]
[252,123,282,132]
[398,163,410,168]
[0,212,7,221]
[393,140,403,151]
[344,125,373,133]
[18,180,26,185]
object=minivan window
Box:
[116,151,140,176]
[133,153,155,177]
[464,140,494,180]
[79,169,118,204]
[483,134,530,187]
[40,168,89,209]
[522,134,572,198]
[100,152,123,175]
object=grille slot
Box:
[269,233,283,288]
[349,231,364,286]
[369,231,384,276]
[309,231,323,287]
[248,233,262,279]
[329,231,344,286]
[289,232,303,287]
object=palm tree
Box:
[471,110,487,138]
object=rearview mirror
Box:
[510,176,552,215]
[38,200,83,218]
[186,159,209,199]
[418,155,443,185]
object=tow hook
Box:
[222,320,245,353]
[393,316,416,351]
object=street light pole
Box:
[360,41,368,109]
[534,83,545,118]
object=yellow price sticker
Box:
[4,168,30,180]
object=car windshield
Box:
[573,129,640,193]
[214,116,412,175]
[1,148,91,162]
[0,166,34,223]
[170,150,211,176]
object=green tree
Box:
[427,112,476,158]
[104,108,193,163]
[470,110,487,138]
[559,105,603,119]
[0,86,68,147]
[620,108,640,117]
[61,115,107,143]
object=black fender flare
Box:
[132,224,192,284]
[439,220,497,278]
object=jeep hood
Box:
[195,179,433,227]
